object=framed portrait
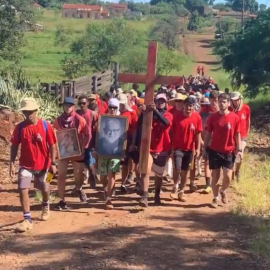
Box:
[55,128,82,160]
[96,115,128,159]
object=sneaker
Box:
[189,182,197,192]
[170,186,179,200]
[120,185,128,194]
[16,220,33,233]
[195,173,202,180]
[154,195,162,205]
[211,198,219,208]
[139,197,148,208]
[105,199,114,210]
[54,201,69,211]
[178,191,187,202]
[202,186,212,194]
[77,189,88,203]
[220,191,228,204]
[41,205,50,221]
[164,174,171,182]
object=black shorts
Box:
[122,136,140,165]
[208,148,235,170]
[173,150,193,171]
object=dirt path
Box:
[182,34,219,75]
[0,176,269,270]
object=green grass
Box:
[22,10,157,82]
[232,151,270,261]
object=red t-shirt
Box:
[168,107,180,116]
[171,111,202,151]
[121,110,137,136]
[97,99,108,115]
[11,119,56,171]
[205,112,240,154]
[150,111,173,153]
[234,104,250,139]
[200,105,217,128]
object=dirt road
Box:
[0,176,269,270]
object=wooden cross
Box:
[118,41,183,174]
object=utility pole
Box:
[241,0,245,34]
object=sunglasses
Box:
[78,102,86,105]
[109,106,118,110]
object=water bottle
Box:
[45,170,54,184]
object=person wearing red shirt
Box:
[10,98,57,232]
[230,92,250,181]
[77,95,98,189]
[54,97,90,210]
[131,94,172,207]
[197,65,201,75]
[200,90,219,194]
[118,94,138,193]
[204,93,242,208]
[171,97,202,202]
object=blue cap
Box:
[205,92,210,98]
[63,97,75,105]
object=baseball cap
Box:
[156,93,167,102]
[184,96,196,105]
[63,97,75,105]
[230,92,242,100]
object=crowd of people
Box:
[9,76,250,232]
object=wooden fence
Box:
[41,64,118,103]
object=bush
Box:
[0,76,61,122]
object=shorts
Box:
[98,158,120,176]
[208,148,235,170]
[84,148,96,166]
[18,168,49,191]
[172,150,193,171]
[151,152,170,177]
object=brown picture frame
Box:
[55,128,82,160]
[96,114,129,159]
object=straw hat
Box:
[118,94,132,111]
[200,97,210,105]
[169,93,186,103]
[19,98,39,111]
[230,92,243,100]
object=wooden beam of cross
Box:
[118,41,183,174]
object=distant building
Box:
[62,4,103,20]
[106,3,127,17]
[126,11,143,19]
[31,3,43,9]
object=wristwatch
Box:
[51,162,56,166]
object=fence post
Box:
[54,84,59,99]
[114,62,119,90]
[93,76,97,94]
[60,84,65,104]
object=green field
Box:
[22,10,158,82]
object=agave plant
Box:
[0,76,61,122]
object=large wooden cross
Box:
[118,41,183,174]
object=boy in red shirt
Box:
[131,94,172,207]
[54,97,90,210]
[230,92,250,181]
[171,97,202,202]
[10,98,57,232]
[204,93,242,207]
[200,90,219,194]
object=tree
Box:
[54,25,73,46]
[62,19,142,78]
[187,10,201,31]
[226,0,259,13]
[213,10,270,97]
[0,0,36,74]
[119,45,186,75]
[215,17,241,34]
[259,4,267,11]
[149,17,181,49]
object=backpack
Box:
[18,120,48,142]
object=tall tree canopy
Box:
[226,0,259,13]
[213,10,270,97]
[0,0,35,73]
